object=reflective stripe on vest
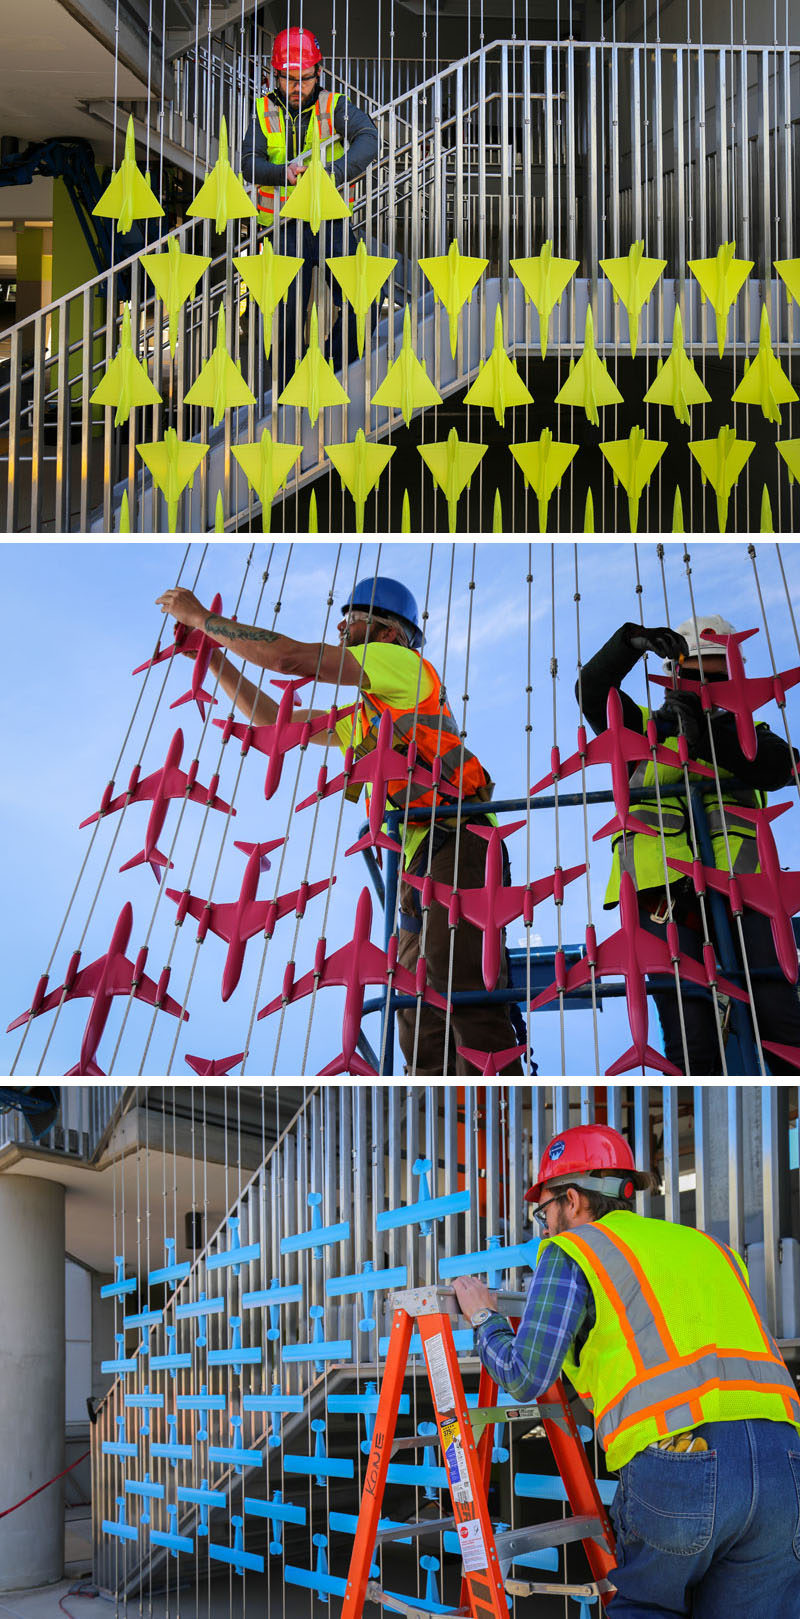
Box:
[256,92,346,215]
[356,655,491,814]
[547,1213,800,1470]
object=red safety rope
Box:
[0,1451,90,1519]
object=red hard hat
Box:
[525,1124,637,1204]
[271,27,322,72]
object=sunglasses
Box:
[531,1193,566,1229]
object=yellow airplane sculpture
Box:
[91,304,161,426]
[493,487,503,533]
[689,426,755,532]
[325,429,395,532]
[280,118,351,234]
[777,440,800,485]
[371,306,442,425]
[555,305,623,426]
[510,431,578,534]
[418,428,487,532]
[419,240,488,357]
[118,489,131,533]
[584,487,595,533]
[760,485,774,532]
[464,304,533,425]
[185,305,256,426]
[142,235,212,355]
[214,490,225,532]
[188,116,256,233]
[325,240,396,357]
[307,489,319,533]
[511,242,578,358]
[600,427,667,534]
[730,304,798,424]
[93,116,164,236]
[278,303,349,423]
[643,305,711,424]
[232,429,302,532]
[688,243,753,357]
[234,243,303,358]
[775,259,800,311]
[600,241,666,357]
[401,489,412,533]
[137,428,208,533]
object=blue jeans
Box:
[608,1420,800,1617]
[275,219,360,390]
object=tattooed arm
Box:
[155,587,368,688]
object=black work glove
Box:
[656,688,705,750]
[625,624,690,663]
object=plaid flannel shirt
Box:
[475,1241,593,1401]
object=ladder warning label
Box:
[425,1333,455,1413]
[457,1518,489,1572]
[443,1429,472,1504]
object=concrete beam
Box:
[56,0,171,91]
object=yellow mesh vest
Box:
[255,92,345,216]
[545,1211,800,1471]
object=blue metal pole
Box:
[690,787,761,1077]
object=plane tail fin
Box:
[119,848,172,879]
[593,811,658,842]
[606,1043,681,1077]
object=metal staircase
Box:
[2,37,798,532]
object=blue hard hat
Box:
[340,576,423,650]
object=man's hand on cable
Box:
[626,624,690,662]
[286,159,306,184]
[156,587,207,632]
[452,1276,498,1321]
[657,687,705,751]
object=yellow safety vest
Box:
[255,92,345,216]
[604,703,765,907]
[545,1211,800,1471]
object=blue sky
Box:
[2,538,799,1078]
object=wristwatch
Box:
[470,1307,494,1329]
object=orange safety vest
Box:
[355,653,493,816]
[255,91,352,217]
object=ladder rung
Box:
[374,1515,455,1545]
[505,1578,616,1599]
[495,1513,605,1559]
[365,1580,470,1618]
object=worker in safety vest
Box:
[241,26,378,387]
[579,616,800,1075]
[454,1122,800,1618]
[155,576,526,1076]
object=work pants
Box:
[608,1419,800,1618]
[396,827,525,1077]
[640,905,800,1076]
[273,219,360,391]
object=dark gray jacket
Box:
[242,89,378,191]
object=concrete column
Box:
[0,1175,65,1590]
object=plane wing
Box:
[258,938,448,1020]
[530,930,749,1010]
[7,953,187,1031]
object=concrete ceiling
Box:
[0,0,145,158]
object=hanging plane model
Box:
[257,886,449,1076]
[214,677,354,801]
[79,728,233,879]
[296,706,458,857]
[530,870,751,1076]
[133,592,225,717]
[402,819,586,990]
[649,626,800,762]
[6,903,188,1075]
[166,839,333,1001]
[530,685,714,841]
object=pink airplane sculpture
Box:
[402,819,586,991]
[79,728,233,880]
[530,870,750,1077]
[185,1052,246,1075]
[166,839,333,1001]
[6,902,188,1076]
[762,1041,800,1072]
[667,801,800,984]
[650,627,800,762]
[133,591,225,717]
[257,886,449,1075]
[456,1043,528,1076]
[530,687,714,842]
[296,706,458,857]
[214,677,355,802]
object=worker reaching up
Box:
[156,576,524,1076]
[454,1123,800,1617]
[578,616,800,1074]
[242,26,379,386]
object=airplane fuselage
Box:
[78,904,134,1071]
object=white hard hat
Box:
[664,615,740,671]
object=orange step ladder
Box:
[340,1284,617,1619]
